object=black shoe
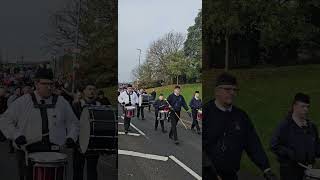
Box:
[197,130,201,135]
[155,127,157,131]
[142,118,145,120]
[125,131,128,134]
[174,140,179,145]
[162,130,167,133]
[169,135,173,139]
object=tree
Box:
[44,0,117,88]
[166,51,189,85]
[204,0,244,71]
[184,10,202,60]
[146,31,185,83]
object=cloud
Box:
[119,0,201,82]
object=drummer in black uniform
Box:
[203,73,277,180]
[153,94,168,133]
[72,83,101,180]
[271,93,320,180]
[189,90,202,134]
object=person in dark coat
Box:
[189,91,202,134]
[167,85,190,144]
[271,93,320,180]
[149,89,157,111]
[0,87,8,143]
[97,90,111,106]
[203,73,277,180]
[153,94,168,133]
[72,83,101,180]
[0,87,8,114]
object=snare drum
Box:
[305,169,320,180]
[28,152,67,180]
[80,105,117,154]
[158,110,169,121]
[197,110,202,121]
[124,106,135,118]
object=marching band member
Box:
[118,84,139,134]
[271,93,320,180]
[72,83,101,180]
[97,90,111,106]
[167,85,190,145]
[7,86,21,107]
[203,73,277,180]
[0,87,8,143]
[189,91,202,134]
[0,68,79,180]
[149,89,157,111]
[137,88,147,120]
[153,94,168,133]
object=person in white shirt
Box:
[0,68,79,180]
[118,84,138,133]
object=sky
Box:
[0,0,66,63]
[118,0,202,83]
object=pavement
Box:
[118,106,202,180]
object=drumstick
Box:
[298,162,312,169]
[164,99,188,130]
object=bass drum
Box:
[79,105,117,154]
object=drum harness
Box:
[126,91,132,106]
[30,92,58,147]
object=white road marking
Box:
[120,116,148,139]
[118,132,141,136]
[169,155,202,180]
[118,149,168,161]
[130,123,147,138]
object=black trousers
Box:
[137,106,144,119]
[191,110,200,131]
[279,164,305,180]
[9,140,15,152]
[169,111,180,141]
[73,149,99,180]
[124,116,131,131]
[17,150,31,180]
[155,111,165,131]
[203,167,238,180]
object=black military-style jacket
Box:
[203,100,270,174]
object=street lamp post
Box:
[137,48,141,68]
[72,0,82,93]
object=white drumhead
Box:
[79,107,90,153]
[125,106,136,110]
[306,169,320,178]
[29,152,67,163]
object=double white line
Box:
[119,149,202,180]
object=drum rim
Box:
[305,169,320,178]
[80,107,91,153]
[28,152,68,163]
